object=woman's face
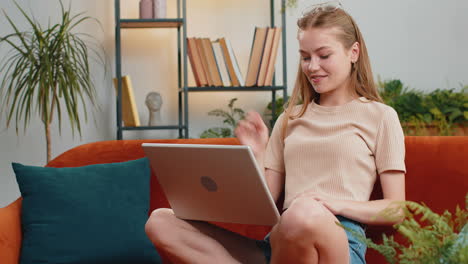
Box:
[298,27,358,97]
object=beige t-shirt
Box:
[264,97,406,209]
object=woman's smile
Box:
[310,75,328,84]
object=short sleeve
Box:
[375,108,406,174]
[264,113,286,173]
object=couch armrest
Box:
[0,198,22,264]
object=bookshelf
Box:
[120,19,183,28]
[114,0,288,139]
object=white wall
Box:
[1,0,467,207]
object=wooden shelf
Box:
[181,86,286,92]
[122,125,185,131]
[120,19,183,28]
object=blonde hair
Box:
[281,6,382,137]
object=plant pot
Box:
[402,123,467,136]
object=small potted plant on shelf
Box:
[200,98,246,138]
[0,0,105,162]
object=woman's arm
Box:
[264,168,285,204]
[251,152,285,204]
[235,111,286,202]
[328,170,405,225]
[294,170,406,225]
[235,111,287,204]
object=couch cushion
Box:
[12,158,162,264]
[0,198,22,264]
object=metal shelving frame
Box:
[114,0,287,139]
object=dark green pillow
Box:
[12,158,162,264]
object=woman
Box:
[145,3,406,264]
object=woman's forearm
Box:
[335,199,405,225]
[334,171,406,225]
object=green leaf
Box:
[201,98,245,138]
[199,127,232,138]
[228,98,238,108]
[448,109,462,123]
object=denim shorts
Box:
[256,215,367,264]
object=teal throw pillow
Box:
[12,158,162,264]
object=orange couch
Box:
[1,136,467,263]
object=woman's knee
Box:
[271,198,334,243]
[145,208,177,245]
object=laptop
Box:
[142,143,280,226]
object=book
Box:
[195,38,213,86]
[212,40,231,86]
[113,75,140,127]
[187,37,208,86]
[257,27,275,86]
[201,38,223,87]
[219,38,244,86]
[264,27,282,86]
[245,27,268,87]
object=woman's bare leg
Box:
[269,197,350,264]
[145,208,266,264]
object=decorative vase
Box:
[139,0,153,19]
[153,0,167,18]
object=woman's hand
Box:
[290,171,406,225]
[292,190,344,215]
[235,111,269,160]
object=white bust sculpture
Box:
[145,92,163,126]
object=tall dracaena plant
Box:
[0,1,104,162]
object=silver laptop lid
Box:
[142,143,280,226]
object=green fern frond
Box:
[345,194,468,263]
